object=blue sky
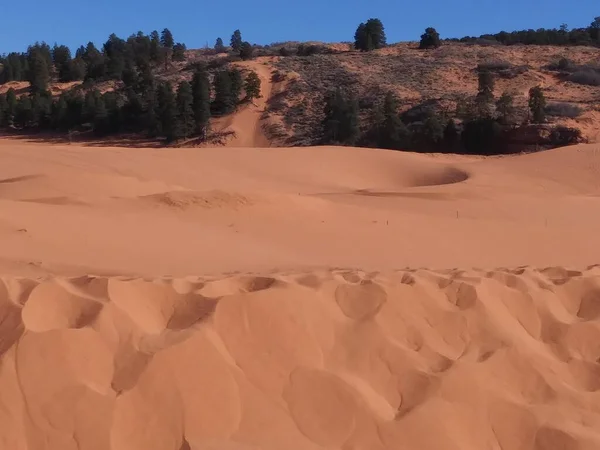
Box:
[0,0,597,53]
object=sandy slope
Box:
[210,59,274,147]
[1,138,600,449]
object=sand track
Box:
[1,268,600,449]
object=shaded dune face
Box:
[2,268,600,450]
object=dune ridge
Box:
[1,267,600,449]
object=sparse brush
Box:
[545,102,583,118]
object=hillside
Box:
[268,42,600,146]
[2,37,600,153]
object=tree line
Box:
[0,29,188,89]
[0,66,262,142]
[452,18,600,47]
[319,67,578,155]
[352,17,600,52]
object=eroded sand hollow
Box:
[2,267,600,450]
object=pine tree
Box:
[51,95,69,130]
[160,28,175,49]
[375,92,410,149]
[172,43,187,61]
[419,27,442,49]
[93,95,110,135]
[212,70,234,115]
[15,96,34,127]
[239,42,254,60]
[354,23,367,51]
[244,71,261,100]
[157,81,177,141]
[31,92,52,128]
[121,88,143,131]
[443,119,460,152]
[5,89,17,126]
[231,30,243,52]
[0,94,8,127]
[475,71,495,117]
[229,68,243,107]
[322,88,359,145]
[528,86,546,124]
[215,38,226,53]
[354,19,386,51]
[83,89,102,123]
[27,48,50,94]
[103,34,127,80]
[590,17,600,42]
[175,81,194,139]
[83,42,106,80]
[150,31,161,62]
[191,69,211,137]
[69,58,87,80]
[52,44,73,82]
[496,92,516,125]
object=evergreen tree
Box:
[475,71,495,117]
[354,23,367,51]
[231,30,243,52]
[175,81,194,139]
[83,89,102,123]
[375,92,410,149]
[322,88,359,145]
[215,38,226,53]
[103,33,127,80]
[420,114,445,148]
[156,81,177,141]
[419,27,441,49]
[160,28,175,49]
[354,19,386,51]
[0,94,8,127]
[528,86,546,124]
[590,17,600,42]
[461,118,503,155]
[83,42,106,80]
[244,70,261,100]
[122,59,139,88]
[5,89,17,126]
[31,92,52,128]
[93,95,110,135]
[150,31,161,62]
[69,58,87,80]
[443,119,460,152]
[239,42,254,60]
[172,43,187,61]
[51,95,69,130]
[191,69,211,138]
[229,68,243,106]
[212,70,234,115]
[27,48,50,94]
[496,92,516,125]
[52,44,73,82]
[15,96,34,127]
[122,88,144,131]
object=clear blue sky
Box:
[0,0,597,53]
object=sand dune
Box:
[1,138,600,449]
[2,268,600,449]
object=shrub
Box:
[279,47,292,57]
[477,60,511,72]
[545,102,583,118]
[567,69,600,86]
[549,126,583,146]
[548,57,575,72]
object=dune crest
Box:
[1,268,600,449]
